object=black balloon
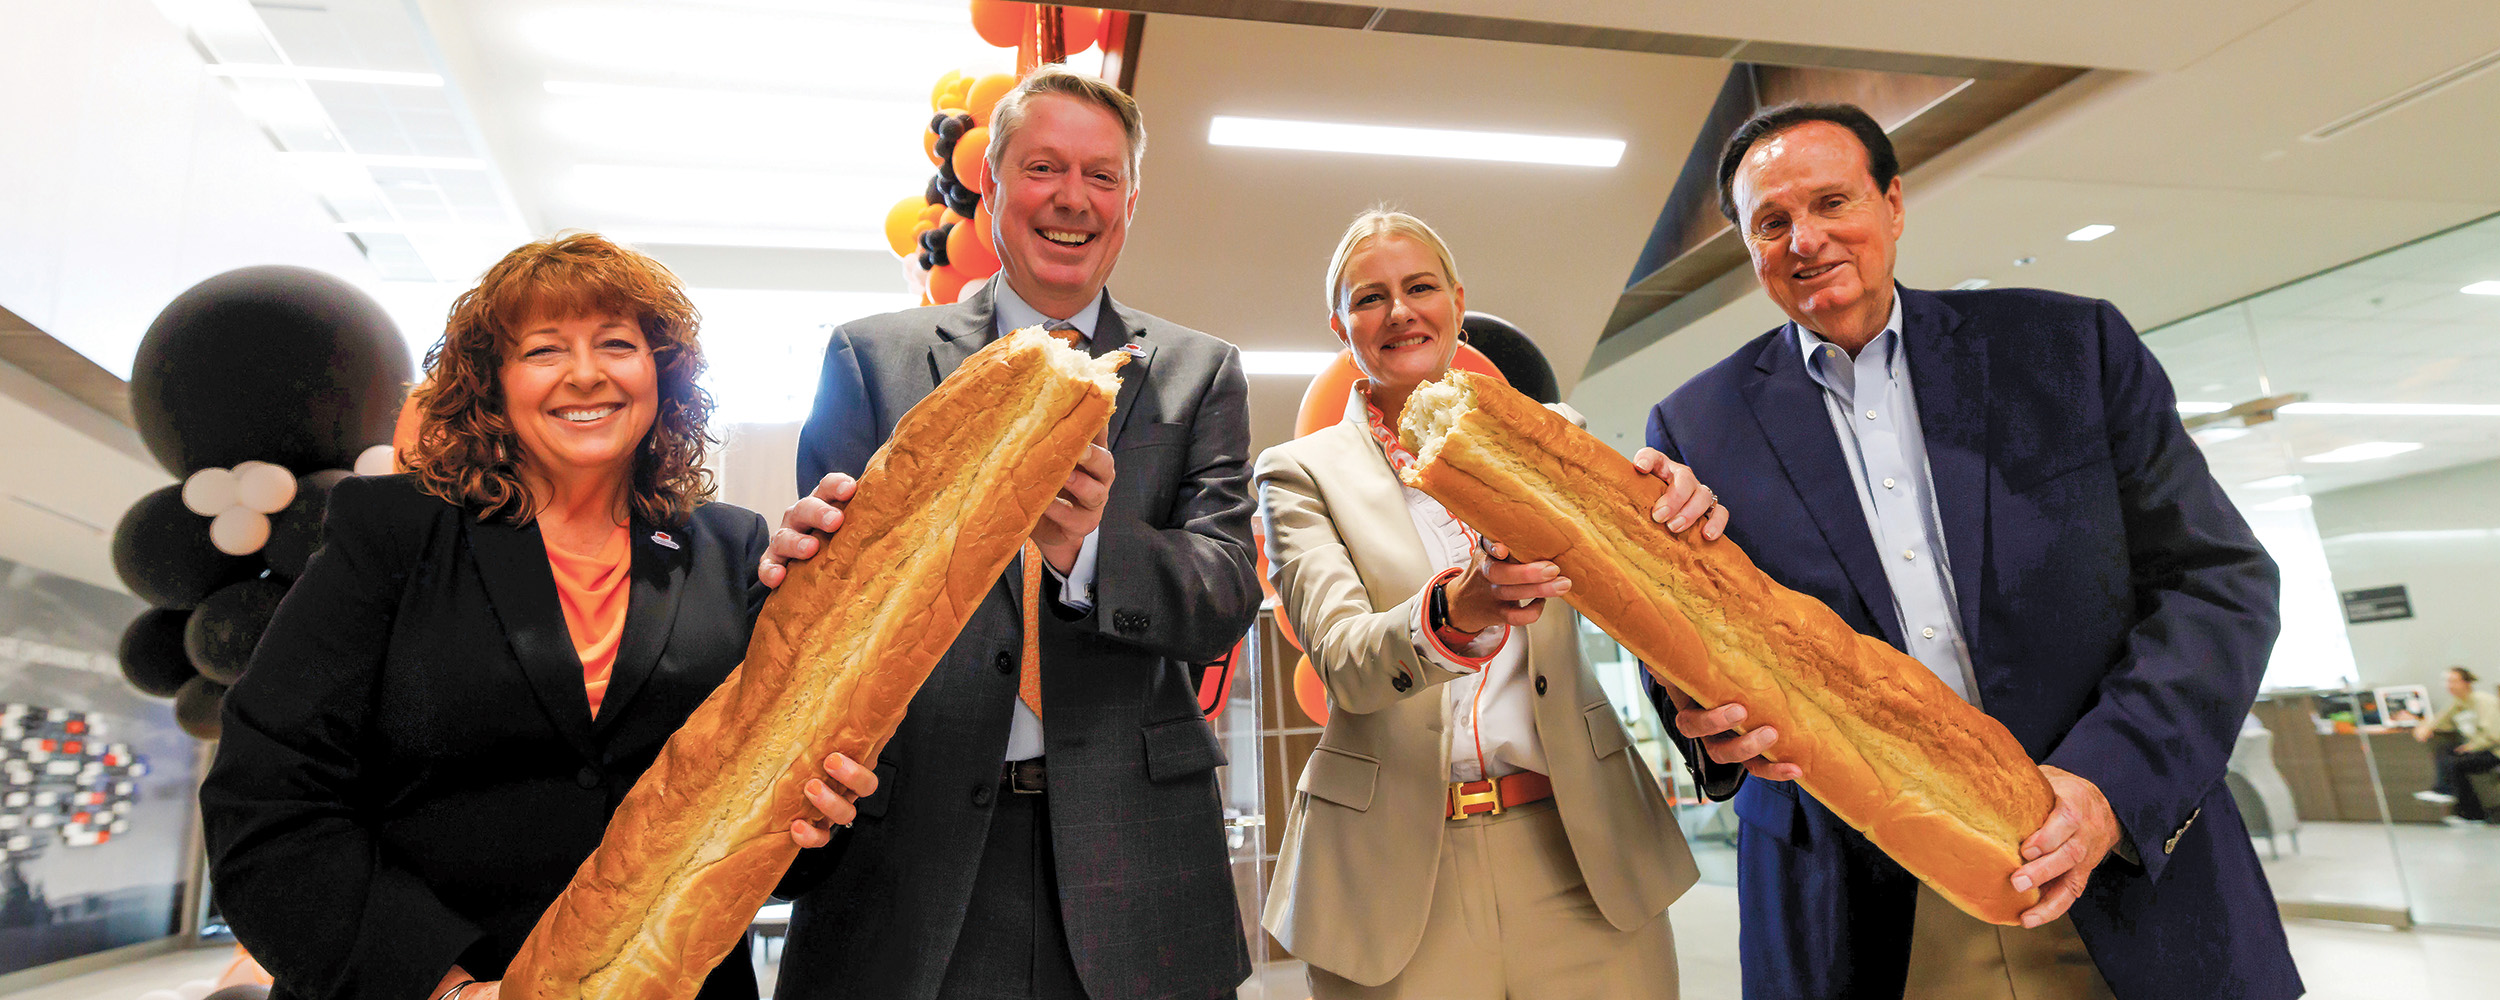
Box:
[928,112,950,134]
[1460,312,1561,405]
[937,114,967,141]
[118,607,197,698]
[113,483,260,609]
[185,578,288,685]
[264,468,352,579]
[174,676,226,741]
[944,184,979,217]
[925,174,945,205]
[936,158,960,190]
[929,224,955,267]
[129,266,413,477]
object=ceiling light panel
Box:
[518,6,1011,97]
[2464,280,2500,296]
[2065,224,2116,242]
[540,82,929,169]
[2243,474,2306,490]
[2301,442,2424,463]
[1207,116,1626,167]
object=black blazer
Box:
[200,474,772,1000]
[775,285,1259,1000]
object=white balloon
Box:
[354,443,397,476]
[235,463,297,514]
[174,980,216,1000]
[208,509,270,556]
[181,468,238,517]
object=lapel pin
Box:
[1119,342,1146,359]
[649,530,679,550]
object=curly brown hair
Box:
[405,232,717,525]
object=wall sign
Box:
[2339,585,2413,624]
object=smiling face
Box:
[1730,120,1905,348]
[987,93,1139,319]
[1331,235,1465,398]
[499,311,660,490]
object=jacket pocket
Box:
[1584,700,1632,759]
[1297,745,1379,812]
[1142,715,1226,782]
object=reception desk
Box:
[2253,696,2448,824]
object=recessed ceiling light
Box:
[2463,280,2500,296]
[2065,224,2116,242]
[2244,474,2306,490]
[2251,495,2314,512]
[1950,278,1991,290]
[1239,351,1340,376]
[208,64,445,87]
[2301,442,2423,463]
[1206,116,1625,167]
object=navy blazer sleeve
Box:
[2042,301,2280,877]
[201,476,481,1000]
[1642,411,1749,803]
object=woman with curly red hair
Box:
[201,233,875,1000]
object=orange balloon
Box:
[953,126,991,196]
[884,195,927,257]
[968,0,1032,48]
[920,203,946,224]
[947,221,999,279]
[928,263,968,304]
[966,73,1019,126]
[1059,7,1102,53]
[1292,344,1505,438]
[970,202,995,255]
[1292,655,1329,726]
[929,70,963,113]
[1272,600,1300,651]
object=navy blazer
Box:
[1645,287,2299,1000]
[201,475,771,1000]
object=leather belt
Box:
[1447,770,1551,820]
[1003,757,1047,794]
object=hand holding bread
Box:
[1441,541,1565,634]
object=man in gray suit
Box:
[763,65,1260,1000]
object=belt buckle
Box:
[1006,759,1046,794]
[1446,779,1503,820]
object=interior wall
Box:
[2311,458,2500,694]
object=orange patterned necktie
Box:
[1018,321,1086,719]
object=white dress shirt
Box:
[1794,290,1980,704]
[994,279,1106,761]
[1397,474,1547,784]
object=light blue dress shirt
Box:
[1794,291,1980,705]
[993,279,1107,760]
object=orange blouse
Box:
[544,523,631,717]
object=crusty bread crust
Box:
[501,328,1124,997]
[1398,372,2052,926]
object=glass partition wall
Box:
[2142,210,2500,931]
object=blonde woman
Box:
[1256,211,1726,998]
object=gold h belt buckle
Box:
[1447,779,1503,820]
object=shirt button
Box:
[1901,549,1917,561]
[1883,477,1897,489]
[1922,627,1937,639]
[1535,675,1548,696]
[1864,409,1878,420]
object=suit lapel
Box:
[1900,288,1990,650]
[1740,330,1906,649]
[593,518,691,733]
[466,517,602,762]
[1326,390,1436,596]
[1098,296,1157,447]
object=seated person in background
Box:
[2413,666,2500,824]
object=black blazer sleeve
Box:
[201,476,480,1000]
[1643,405,1747,802]
[796,325,879,492]
[1085,343,1261,664]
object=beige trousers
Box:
[1901,884,2115,1000]
[1306,799,1678,1000]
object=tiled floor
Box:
[2259,819,2500,927]
[24,891,2500,999]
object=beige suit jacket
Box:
[1254,391,1698,987]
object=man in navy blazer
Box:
[1642,103,2300,999]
